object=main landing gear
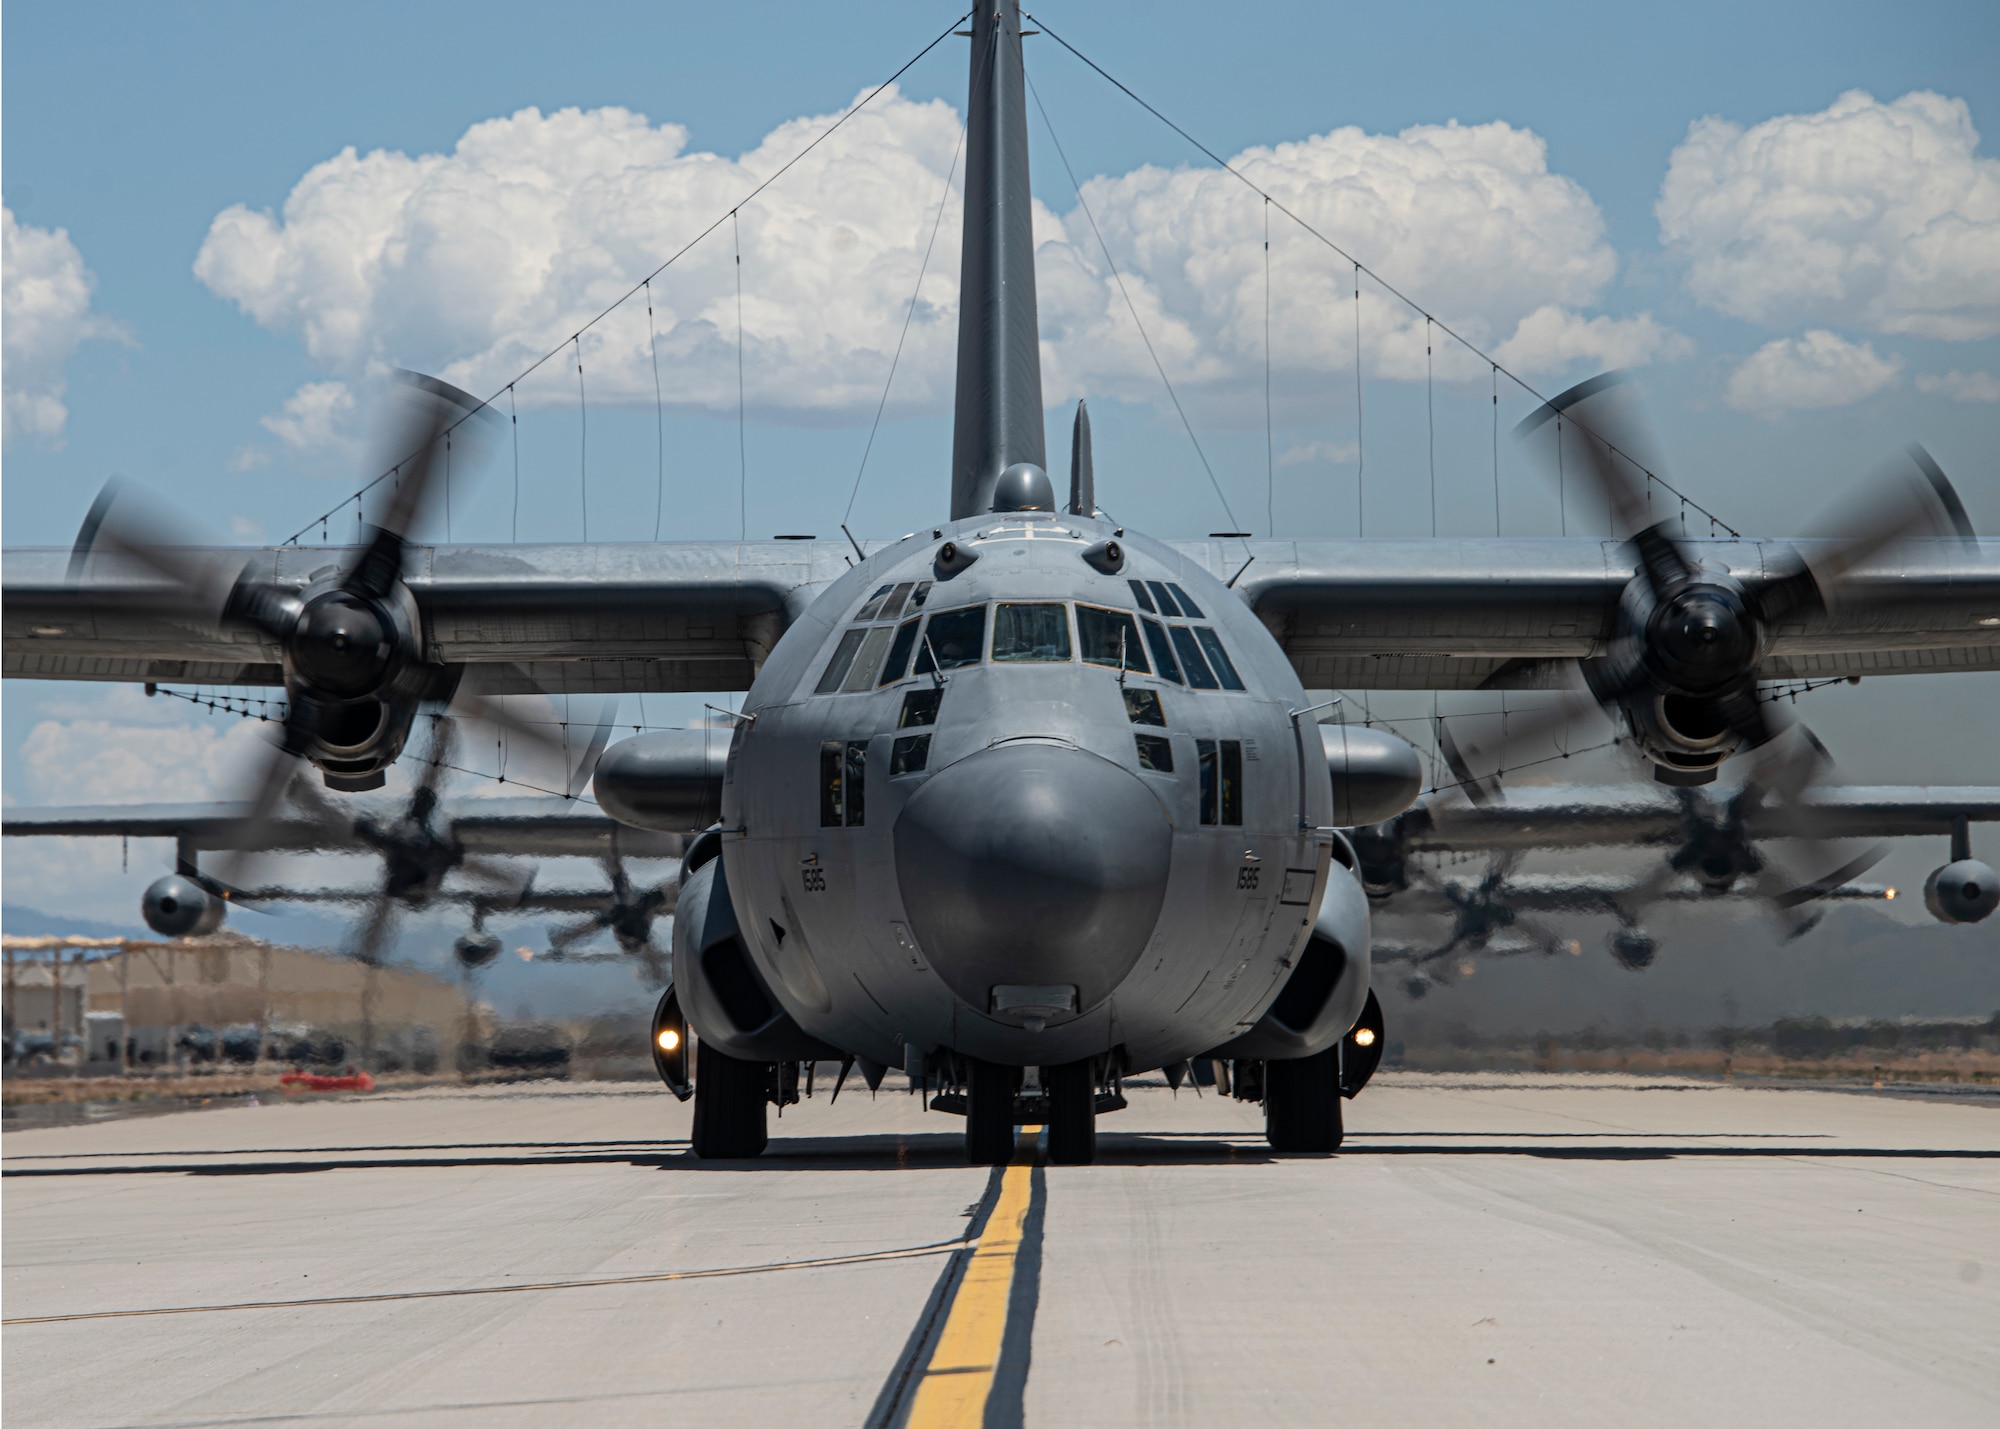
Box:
[1263,1044,1343,1152]
[690,1042,769,1159]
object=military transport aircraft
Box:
[1356,782,2000,923]
[5,3,1997,1162]
[0,785,683,973]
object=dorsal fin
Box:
[1069,399,1094,516]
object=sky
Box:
[4,1,1998,1002]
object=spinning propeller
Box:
[71,370,613,961]
[545,855,676,984]
[1439,370,1967,921]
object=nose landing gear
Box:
[959,1056,1112,1165]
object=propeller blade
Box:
[344,372,491,602]
[347,894,401,967]
[548,915,604,950]
[1767,443,1980,616]
[1434,689,1611,794]
[1515,371,1693,592]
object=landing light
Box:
[657,1028,681,1052]
[1977,616,2000,628]
[1885,888,1897,900]
[1352,1027,1377,1048]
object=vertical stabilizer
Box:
[950,0,1047,519]
[1069,399,1094,516]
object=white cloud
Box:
[1724,330,1902,416]
[2,205,127,446]
[260,379,358,450]
[1658,90,2000,340]
[194,98,1675,430]
[19,699,277,806]
[1915,368,2000,403]
[1492,305,1692,374]
[195,94,972,419]
[1041,118,1682,416]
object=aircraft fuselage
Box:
[709,511,1341,1072]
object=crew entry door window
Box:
[820,741,868,827]
[1196,739,1243,825]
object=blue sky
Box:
[5,1,1998,982]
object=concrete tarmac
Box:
[4,1073,1996,1427]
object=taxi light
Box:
[657,1028,681,1052]
[1352,1027,1377,1047]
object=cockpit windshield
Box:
[914,605,986,673]
[992,602,1072,662]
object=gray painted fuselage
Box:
[716,512,1337,1072]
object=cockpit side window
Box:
[1171,626,1220,689]
[1122,688,1165,726]
[992,602,1072,662]
[879,617,922,685]
[914,605,986,673]
[1078,605,1150,674]
[898,688,943,728]
[814,628,869,694]
[840,626,895,693]
[1142,618,1183,683]
[1146,580,1181,617]
[877,582,916,623]
[1193,627,1246,690]
[854,585,894,622]
[1166,582,1205,619]
[1127,579,1157,613]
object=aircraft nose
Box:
[894,742,1173,1019]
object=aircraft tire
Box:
[1046,1058,1096,1165]
[965,1057,1015,1165]
[1264,1047,1343,1153]
[691,1041,769,1159]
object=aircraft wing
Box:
[1196,537,2000,690]
[1374,875,1892,918]
[0,797,682,859]
[1392,785,2000,853]
[3,540,852,693]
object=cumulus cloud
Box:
[2,205,127,446]
[194,97,1675,430]
[1042,118,1682,416]
[196,94,973,419]
[1659,90,2000,340]
[260,379,358,450]
[18,692,277,806]
[1915,368,2000,403]
[1724,330,1902,416]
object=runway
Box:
[5,1074,1996,1427]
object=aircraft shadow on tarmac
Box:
[6,1131,1998,1177]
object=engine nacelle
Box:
[671,849,839,1062]
[595,729,730,831]
[1608,928,1659,970]
[454,930,501,968]
[274,576,430,792]
[1924,860,1999,924]
[1320,724,1423,826]
[1205,859,1371,1061]
[142,874,225,937]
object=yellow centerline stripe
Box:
[905,1126,1041,1428]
